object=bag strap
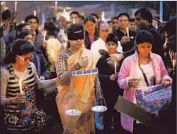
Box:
[138,62,149,87]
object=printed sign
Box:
[72,68,98,76]
[135,85,172,113]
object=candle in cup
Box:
[114,62,117,74]
[15,1,17,12]
[126,27,129,38]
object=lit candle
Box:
[21,20,24,24]
[114,62,117,74]
[55,1,58,9]
[19,79,23,94]
[33,10,36,16]
[15,1,17,12]
[126,27,129,38]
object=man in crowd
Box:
[70,11,80,24]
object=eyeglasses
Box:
[18,55,33,61]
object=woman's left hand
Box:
[161,79,172,88]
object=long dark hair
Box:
[4,39,34,65]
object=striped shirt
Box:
[1,62,55,131]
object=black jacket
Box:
[96,53,123,108]
[31,50,50,79]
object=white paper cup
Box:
[91,106,107,113]
[65,109,81,129]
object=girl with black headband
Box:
[1,39,57,134]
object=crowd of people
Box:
[0,6,176,134]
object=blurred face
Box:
[136,42,152,58]
[22,25,31,32]
[99,28,109,40]
[69,39,84,50]
[22,25,33,34]
[70,14,80,24]
[27,18,38,31]
[112,19,118,29]
[106,41,118,54]
[85,20,96,35]
[3,19,10,27]
[129,21,137,31]
[59,17,67,28]
[118,15,129,29]
[135,14,147,29]
[24,34,34,45]
[16,53,33,67]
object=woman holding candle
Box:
[1,39,56,134]
[96,33,123,134]
[118,30,172,134]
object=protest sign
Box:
[135,85,172,113]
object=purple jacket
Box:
[117,51,172,133]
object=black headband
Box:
[67,24,84,40]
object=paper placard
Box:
[72,68,98,76]
[135,85,172,113]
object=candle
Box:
[33,10,36,16]
[19,79,23,94]
[101,11,105,22]
[172,59,176,70]
[114,62,117,74]
[15,1,17,12]
[73,19,76,24]
[126,27,129,38]
[55,1,58,9]
[43,30,47,41]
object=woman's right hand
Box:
[11,93,26,104]
[128,78,140,88]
